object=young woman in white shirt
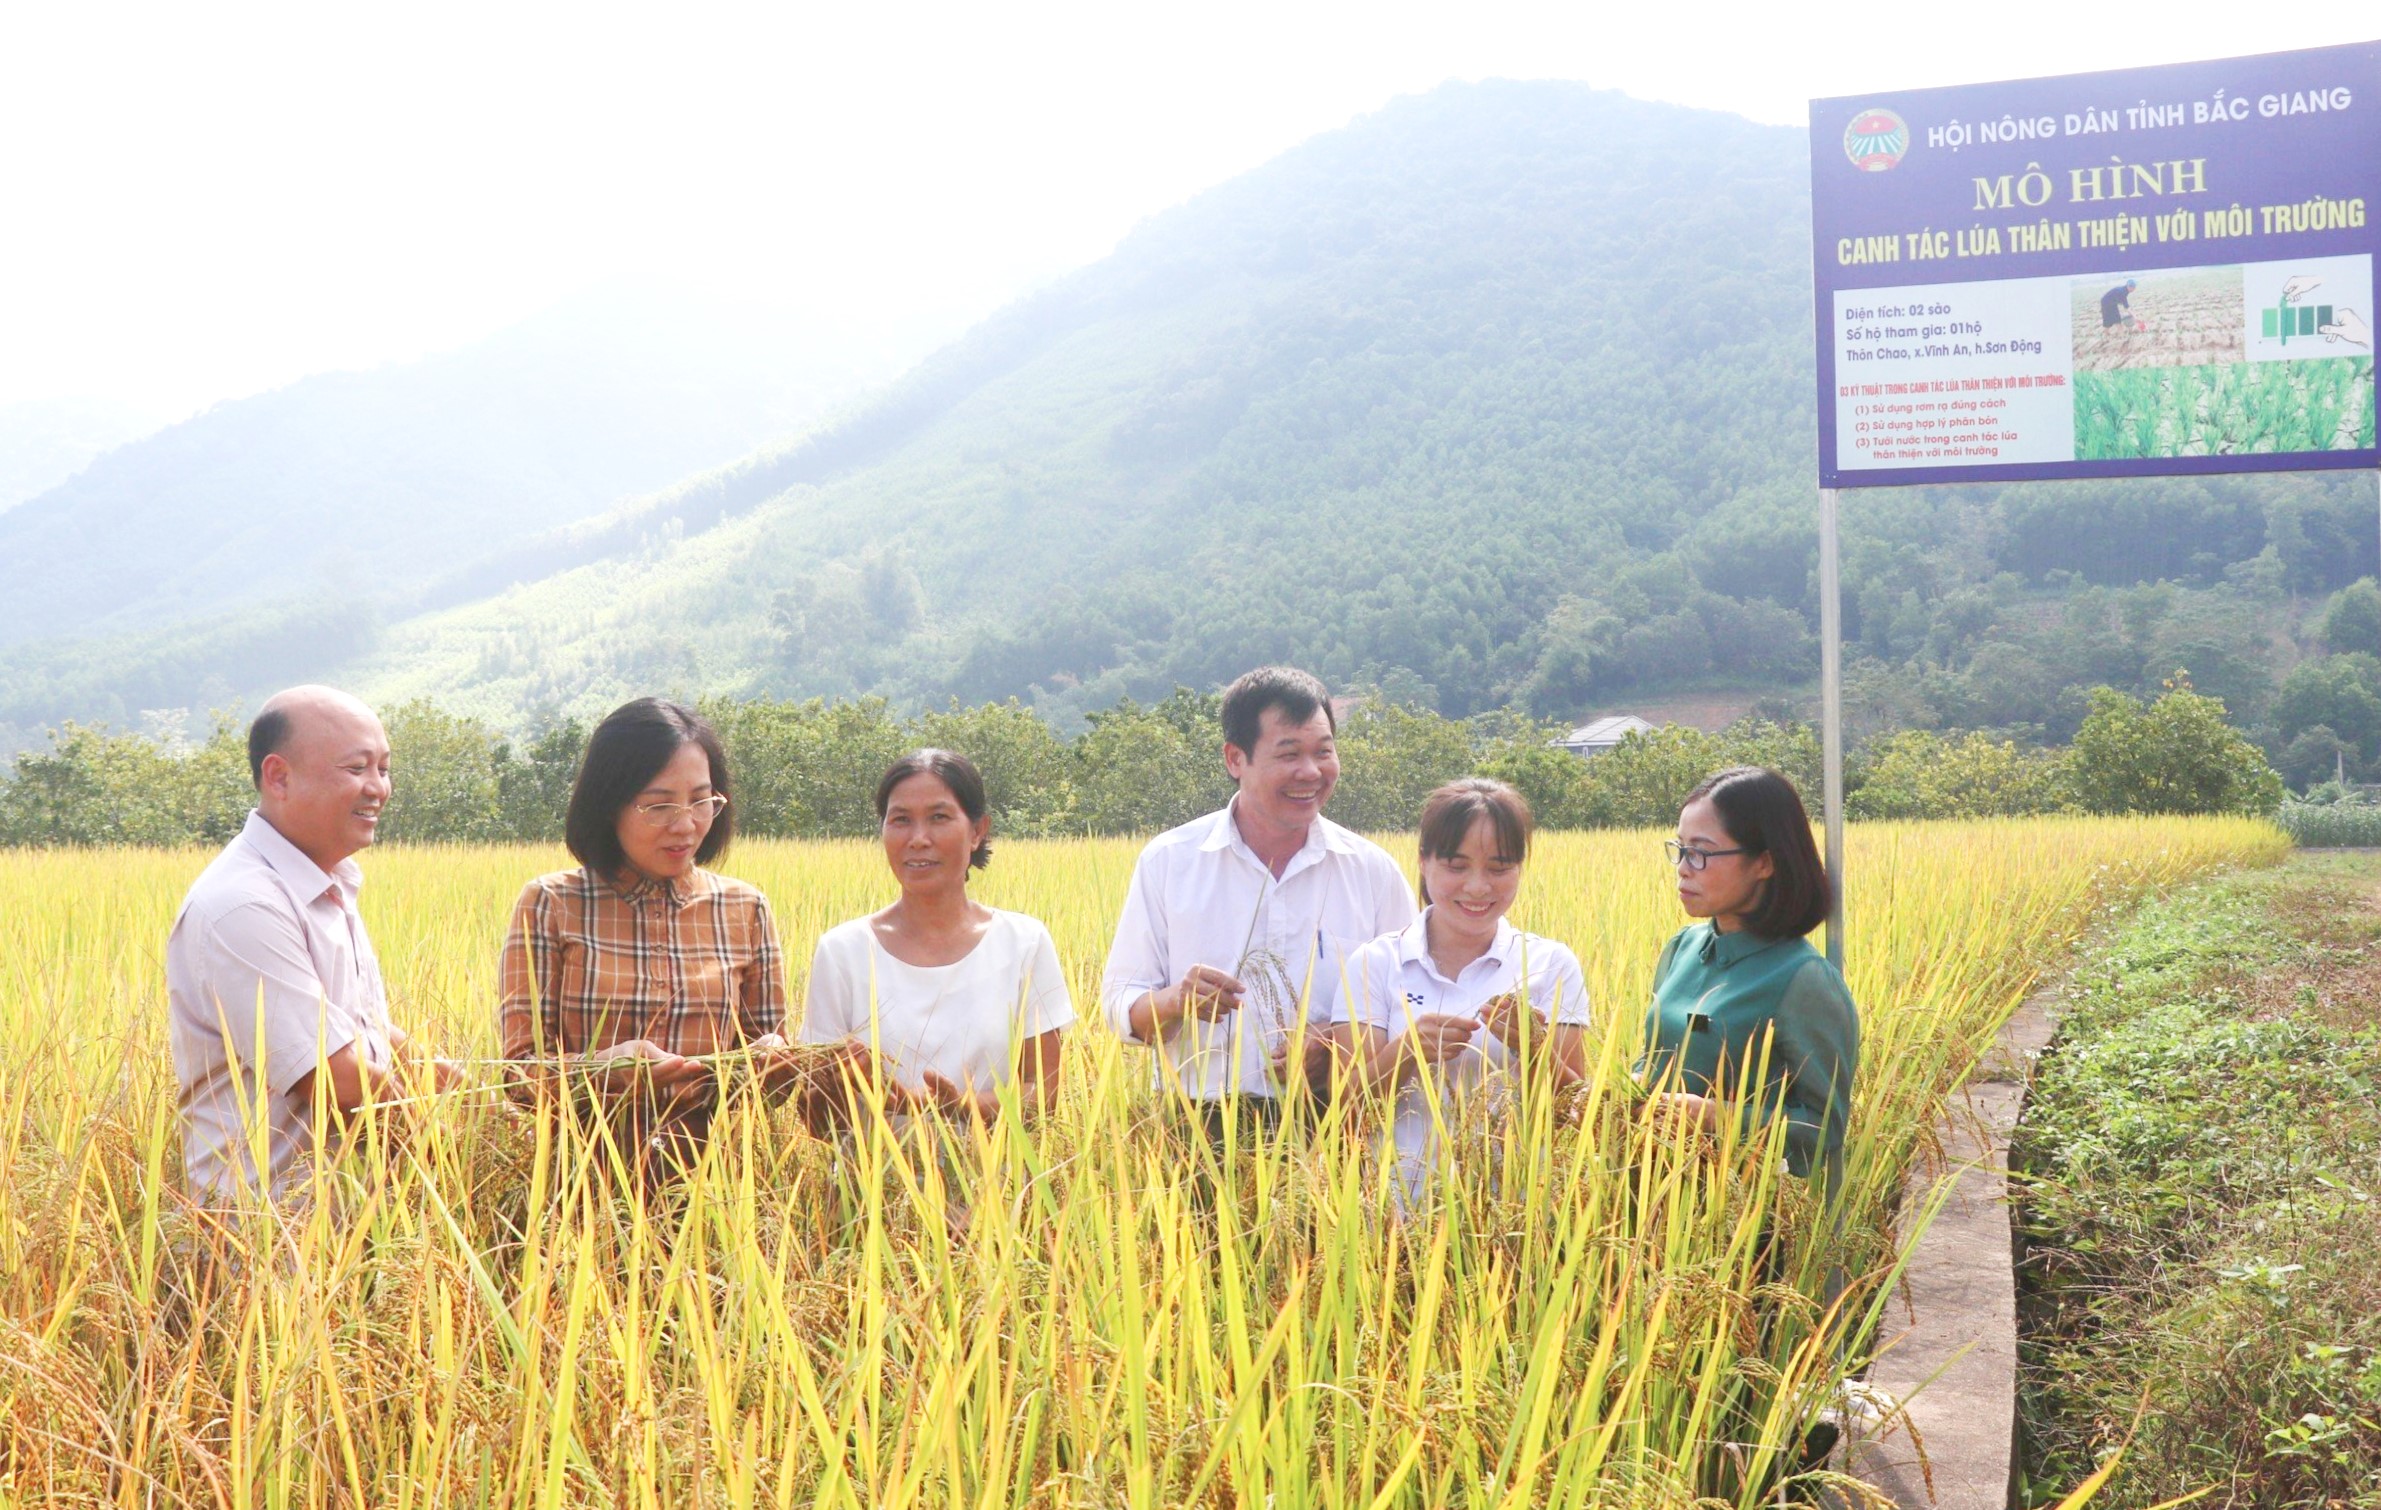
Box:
[1328,778,1590,1197]
[801,749,1073,1120]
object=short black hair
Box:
[874,748,992,869]
[564,699,734,875]
[1685,766,1832,940]
[1416,777,1532,906]
[247,706,291,787]
[1220,666,1334,756]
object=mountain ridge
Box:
[2,80,2369,761]
[0,282,933,648]
[359,81,1827,725]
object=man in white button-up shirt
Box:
[167,686,457,1203]
[1100,667,1416,1122]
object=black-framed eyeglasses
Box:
[1665,839,1749,871]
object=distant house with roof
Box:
[1553,714,1658,757]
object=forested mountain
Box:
[0,280,929,682]
[0,397,161,512]
[4,82,2373,763]
[358,81,1827,722]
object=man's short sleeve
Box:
[187,899,364,1098]
[1100,849,1171,1041]
[1370,847,1420,936]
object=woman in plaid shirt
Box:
[498,698,853,1177]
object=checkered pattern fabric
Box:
[498,866,786,1065]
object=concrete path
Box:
[1840,990,2056,1508]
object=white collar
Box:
[241,808,361,905]
[1198,797,1358,865]
[1397,908,1519,978]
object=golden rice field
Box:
[0,818,2288,1507]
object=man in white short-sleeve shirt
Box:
[1100,667,1416,1113]
[167,686,457,1203]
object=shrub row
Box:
[0,682,2283,847]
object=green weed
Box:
[2072,358,2375,460]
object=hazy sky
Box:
[2,2,2372,417]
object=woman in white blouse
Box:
[1327,778,1590,1196]
[801,749,1073,1119]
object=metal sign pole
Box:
[1819,485,1846,972]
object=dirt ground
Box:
[2210,853,2381,1034]
[2070,267,2244,372]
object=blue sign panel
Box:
[1810,42,2381,488]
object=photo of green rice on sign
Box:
[2069,258,2376,460]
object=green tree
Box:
[1148,687,1225,743]
[1609,611,1713,688]
[1328,697,1477,833]
[1846,730,2069,820]
[2275,725,2355,790]
[174,718,256,843]
[1068,697,1233,836]
[0,723,183,845]
[2272,653,2381,763]
[2318,577,2381,657]
[1475,734,1601,831]
[860,552,926,634]
[1513,596,1618,718]
[913,698,1077,836]
[2066,679,2285,816]
[1580,720,1824,829]
[1475,717,1827,833]
[704,696,910,838]
[494,717,587,842]
[379,701,506,843]
[0,717,248,846]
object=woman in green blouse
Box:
[1640,766,1859,1195]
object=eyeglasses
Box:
[1665,838,1749,871]
[634,795,728,828]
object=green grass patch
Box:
[2073,357,2375,459]
[2014,854,2381,1505]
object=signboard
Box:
[1811,42,2381,487]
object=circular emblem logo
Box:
[1844,108,1909,172]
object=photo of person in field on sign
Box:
[2100,278,2139,332]
[2070,267,2245,372]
